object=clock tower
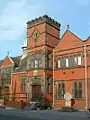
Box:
[26,15,61,102]
[27,15,60,49]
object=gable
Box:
[83,36,90,44]
[55,30,83,50]
[2,56,13,66]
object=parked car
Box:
[0,104,5,109]
[24,102,52,110]
[24,102,40,110]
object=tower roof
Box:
[27,15,61,30]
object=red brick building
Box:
[0,15,90,109]
[54,30,90,109]
[0,54,21,101]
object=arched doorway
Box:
[31,77,41,102]
[32,85,41,101]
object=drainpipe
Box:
[84,45,88,109]
[10,74,13,101]
[44,46,46,96]
[53,50,55,107]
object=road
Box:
[0,114,39,120]
[0,108,90,120]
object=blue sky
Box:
[0,0,90,59]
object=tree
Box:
[39,92,44,105]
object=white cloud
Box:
[0,0,45,41]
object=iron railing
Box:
[0,93,28,101]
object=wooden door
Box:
[32,85,41,101]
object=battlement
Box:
[27,15,61,30]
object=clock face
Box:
[32,29,39,39]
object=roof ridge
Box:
[62,29,83,41]
[84,36,90,42]
[11,55,21,58]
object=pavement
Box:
[5,107,16,110]
[0,108,90,120]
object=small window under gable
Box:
[57,58,60,68]
[78,55,82,65]
[66,57,69,67]
[74,55,77,65]
[60,57,66,68]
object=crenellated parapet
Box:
[27,15,61,29]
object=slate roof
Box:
[0,55,27,73]
[0,56,21,68]
[14,55,27,73]
[11,56,21,67]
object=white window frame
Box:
[58,59,60,68]
[74,56,77,65]
[66,57,69,67]
[78,55,82,65]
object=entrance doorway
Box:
[32,85,41,101]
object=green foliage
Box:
[39,92,44,105]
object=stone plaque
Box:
[64,92,72,100]
[33,70,38,76]
[65,100,71,107]
[64,92,72,107]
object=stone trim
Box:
[11,71,26,74]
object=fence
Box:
[0,93,29,108]
[0,93,28,102]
